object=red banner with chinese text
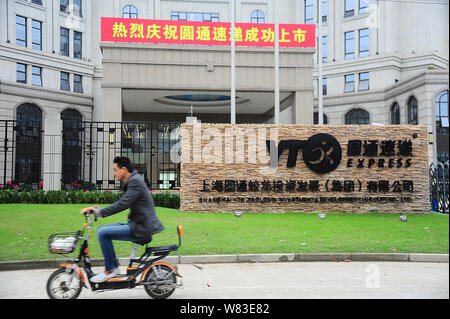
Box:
[101,17,315,48]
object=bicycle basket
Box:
[48,231,81,254]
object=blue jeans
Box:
[97,223,138,271]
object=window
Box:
[345,0,355,17]
[61,72,70,91]
[60,27,69,56]
[61,109,83,185]
[60,0,69,13]
[31,0,43,5]
[171,12,219,22]
[73,0,82,17]
[16,15,27,47]
[74,74,83,93]
[172,12,186,20]
[123,5,138,19]
[345,31,355,59]
[73,31,82,59]
[359,28,369,57]
[121,124,148,175]
[314,112,328,124]
[359,0,370,14]
[391,102,400,125]
[322,36,328,63]
[322,0,328,22]
[157,125,179,153]
[344,74,355,93]
[32,20,42,51]
[345,108,370,125]
[358,72,369,91]
[15,104,42,185]
[32,66,42,86]
[250,10,265,23]
[17,63,27,84]
[159,171,177,189]
[305,0,314,24]
[436,90,449,135]
[323,78,327,96]
[407,96,418,125]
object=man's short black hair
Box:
[114,156,133,173]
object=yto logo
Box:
[267,133,342,174]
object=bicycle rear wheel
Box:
[143,264,177,299]
[46,267,82,299]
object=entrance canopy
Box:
[122,89,292,123]
[100,42,314,124]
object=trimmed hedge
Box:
[0,189,180,209]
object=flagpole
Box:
[318,0,324,124]
[274,0,280,124]
[231,0,236,124]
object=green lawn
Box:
[0,204,448,261]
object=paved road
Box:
[0,262,448,299]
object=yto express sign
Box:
[179,125,430,214]
[101,17,316,48]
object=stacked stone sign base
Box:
[180,124,429,213]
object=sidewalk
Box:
[0,253,448,271]
[1,261,448,299]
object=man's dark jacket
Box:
[97,171,165,244]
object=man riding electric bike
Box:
[85,156,165,283]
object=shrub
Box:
[0,189,20,203]
[0,189,180,208]
[46,190,66,204]
[31,190,46,203]
[151,191,180,209]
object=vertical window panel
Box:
[60,27,69,56]
[32,66,42,86]
[345,31,355,59]
[32,20,42,51]
[16,15,27,47]
[17,63,27,83]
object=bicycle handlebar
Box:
[80,208,97,223]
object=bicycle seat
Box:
[146,244,178,255]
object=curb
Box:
[0,253,448,271]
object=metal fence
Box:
[0,120,43,189]
[429,161,449,214]
[67,121,181,191]
[1,120,181,191]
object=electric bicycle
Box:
[46,208,183,299]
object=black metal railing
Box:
[0,120,43,190]
[1,120,181,191]
[62,121,181,191]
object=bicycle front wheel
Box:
[46,267,82,299]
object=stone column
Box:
[102,87,122,122]
[292,91,314,124]
[100,87,122,186]
[43,111,62,191]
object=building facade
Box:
[0,0,448,191]
[308,0,449,165]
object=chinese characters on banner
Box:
[101,17,316,48]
